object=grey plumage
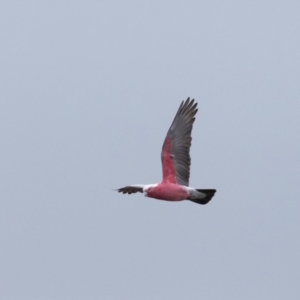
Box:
[116,97,217,205]
[161,97,198,186]
[117,185,144,194]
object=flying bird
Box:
[117,98,216,205]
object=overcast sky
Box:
[1,2,300,299]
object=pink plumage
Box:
[117,98,216,205]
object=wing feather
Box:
[161,98,198,186]
[117,185,145,194]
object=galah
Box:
[117,98,216,205]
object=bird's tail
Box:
[188,189,216,205]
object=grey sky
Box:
[0,1,299,299]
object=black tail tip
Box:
[189,189,217,205]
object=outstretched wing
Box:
[161,98,198,186]
[117,184,145,194]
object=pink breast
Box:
[147,183,188,201]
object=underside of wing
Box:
[161,98,198,186]
[117,185,145,194]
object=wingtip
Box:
[184,97,196,104]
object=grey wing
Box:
[117,184,145,194]
[161,98,198,186]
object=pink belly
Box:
[147,183,188,201]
